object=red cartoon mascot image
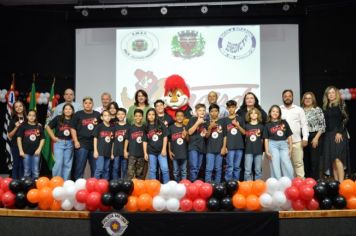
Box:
[163,74,193,125]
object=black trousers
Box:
[303,132,323,179]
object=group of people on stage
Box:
[7,85,350,184]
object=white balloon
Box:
[167,181,178,189]
[280,200,292,211]
[259,193,273,209]
[40,93,45,98]
[1,98,6,103]
[63,180,75,189]
[75,178,87,191]
[166,198,180,212]
[45,92,50,98]
[42,97,48,105]
[346,93,352,100]
[52,187,65,201]
[73,200,86,211]
[61,199,74,211]
[173,184,186,200]
[152,196,166,212]
[272,191,287,207]
[1,89,7,94]
[65,185,77,200]
[159,184,171,200]
[36,97,42,105]
[278,177,292,191]
[266,178,279,194]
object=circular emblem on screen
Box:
[231,128,238,135]
[177,138,184,145]
[105,136,111,143]
[218,27,256,60]
[29,134,36,141]
[63,129,70,137]
[87,123,94,130]
[250,135,257,142]
[136,136,142,143]
[277,130,284,137]
[171,30,205,59]
[212,132,219,139]
[121,31,159,60]
[117,135,124,142]
[152,134,159,142]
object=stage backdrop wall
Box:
[0,5,355,174]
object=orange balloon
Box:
[137,193,153,211]
[146,180,161,197]
[49,176,64,189]
[50,200,62,211]
[38,200,51,210]
[39,187,52,203]
[126,196,138,212]
[36,177,50,189]
[132,180,147,197]
[340,180,355,199]
[252,180,266,197]
[27,189,40,204]
[238,181,252,197]
[347,196,356,209]
[246,194,261,211]
[232,193,246,209]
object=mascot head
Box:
[163,74,190,110]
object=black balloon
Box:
[15,192,27,209]
[226,181,239,196]
[220,197,234,211]
[351,173,356,181]
[9,179,23,193]
[320,197,333,210]
[213,183,227,199]
[327,180,340,197]
[121,180,134,195]
[27,202,38,208]
[333,195,347,209]
[22,177,36,192]
[317,179,328,188]
[101,192,114,206]
[109,180,121,194]
[113,192,128,210]
[313,184,327,200]
[207,198,220,211]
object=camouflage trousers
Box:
[127,156,145,180]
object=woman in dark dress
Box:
[236,92,267,123]
[322,86,350,182]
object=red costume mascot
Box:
[163,74,192,125]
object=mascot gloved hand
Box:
[163,74,192,126]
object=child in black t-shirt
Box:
[112,108,129,180]
[108,101,119,126]
[143,108,170,183]
[223,100,245,181]
[205,104,226,183]
[263,105,293,180]
[154,99,173,128]
[168,110,189,182]
[46,103,74,180]
[93,110,114,180]
[244,108,264,181]
[17,110,45,180]
[124,109,147,180]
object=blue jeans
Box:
[205,153,223,183]
[94,156,110,179]
[188,150,204,182]
[268,140,294,179]
[149,154,170,183]
[244,154,262,181]
[173,159,187,182]
[11,145,24,179]
[52,140,74,180]
[74,148,95,180]
[112,156,128,180]
[23,154,40,179]
[225,149,243,181]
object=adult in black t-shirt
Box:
[71,97,101,179]
[236,92,268,124]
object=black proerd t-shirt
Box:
[17,123,44,155]
[224,116,245,150]
[113,123,129,157]
[187,117,207,153]
[146,123,168,155]
[8,116,26,146]
[48,115,73,140]
[125,124,147,157]
[72,110,101,150]
[93,123,114,157]
[206,119,226,154]
[168,124,187,160]
[263,120,293,141]
[158,113,174,128]
[244,123,264,155]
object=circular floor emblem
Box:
[177,138,184,145]
[117,135,124,142]
[121,31,159,60]
[87,123,94,130]
[105,136,111,143]
[63,129,70,137]
[218,27,256,60]
[152,134,159,142]
[29,134,36,141]
[277,130,284,137]
[250,135,257,142]
[212,132,219,139]
[231,128,238,135]
[136,136,142,143]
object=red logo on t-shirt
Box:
[147,129,162,139]
[100,131,113,138]
[245,129,261,137]
[171,132,183,142]
[81,118,96,126]
[131,131,143,140]
[24,129,40,137]
[115,130,126,137]
[269,124,286,134]
[59,124,71,132]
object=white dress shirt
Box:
[280,104,309,143]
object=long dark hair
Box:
[60,103,74,125]
[267,105,282,123]
[11,100,27,120]
[239,92,263,111]
[145,108,164,132]
[134,89,149,107]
